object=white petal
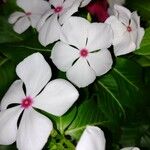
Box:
[16,53,52,98]
[114,5,131,26]
[38,15,61,46]
[50,0,64,7]
[0,80,25,110]
[8,11,25,24]
[17,0,49,14]
[137,28,145,48]
[67,58,96,88]
[59,0,80,25]
[80,0,91,7]
[37,9,53,31]
[120,147,140,150]
[63,0,77,9]
[51,41,79,72]
[29,15,42,28]
[33,79,79,116]
[76,126,106,150]
[13,16,30,34]
[86,23,113,51]
[61,16,90,49]
[0,106,23,145]
[114,32,136,56]
[87,49,113,76]
[16,108,53,150]
[105,16,126,45]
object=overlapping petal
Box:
[38,15,61,46]
[13,16,30,34]
[86,23,113,51]
[33,79,79,116]
[0,106,23,145]
[17,0,49,14]
[76,126,106,150]
[87,49,113,76]
[61,17,90,49]
[51,42,79,71]
[1,80,25,110]
[16,53,52,98]
[8,11,25,24]
[16,108,53,150]
[120,147,140,150]
[66,58,96,88]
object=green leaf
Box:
[126,0,150,20]
[65,100,107,140]
[135,27,150,56]
[0,53,16,99]
[96,58,143,121]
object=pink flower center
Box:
[80,49,89,57]
[25,12,32,16]
[127,26,132,32]
[54,6,63,13]
[21,97,33,109]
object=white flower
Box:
[121,147,140,150]
[76,126,106,150]
[106,5,145,56]
[8,0,49,34]
[51,17,113,88]
[0,53,79,150]
[37,0,81,46]
[108,0,125,15]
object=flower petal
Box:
[50,0,64,7]
[16,53,52,98]
[17,0,49,14]
[67,58,96,88]
[29,15,42,28]
[13,16,30,34]
[76,126,106,150]
[61,16,90,49]
[120,147,140,150]
[16,108,53,150]
[59,0,80,25]
[33,79,79,116]
[137,28,145,49]
[105,16,126,45]
[0,106,23,145]
[38,14,61,46]
[86,22,113,51]
[0,80,25,110]
[37,9,53,31]
[51,41,79,72]
[87,49,113,76]
[8,11,25,24]
[114,32,136,56]
[114,5,131,26]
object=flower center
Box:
[21,97,33,109]
[25,12,32,16]
[127,26,132,32]
[54,6,63,13]
[80,49,89,57]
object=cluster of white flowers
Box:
[0,0,144,149]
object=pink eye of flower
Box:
[127,26,132,32]
[80,49,89,57]
[25,12,32,16]
[54,6,63,13]
[21,97,33,109]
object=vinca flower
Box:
[51,17,113,88]
[37,0,81,46]
[76,126,106,150]
[8,0,49,34]
[0,53,79,150]
[106,5,145,56]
